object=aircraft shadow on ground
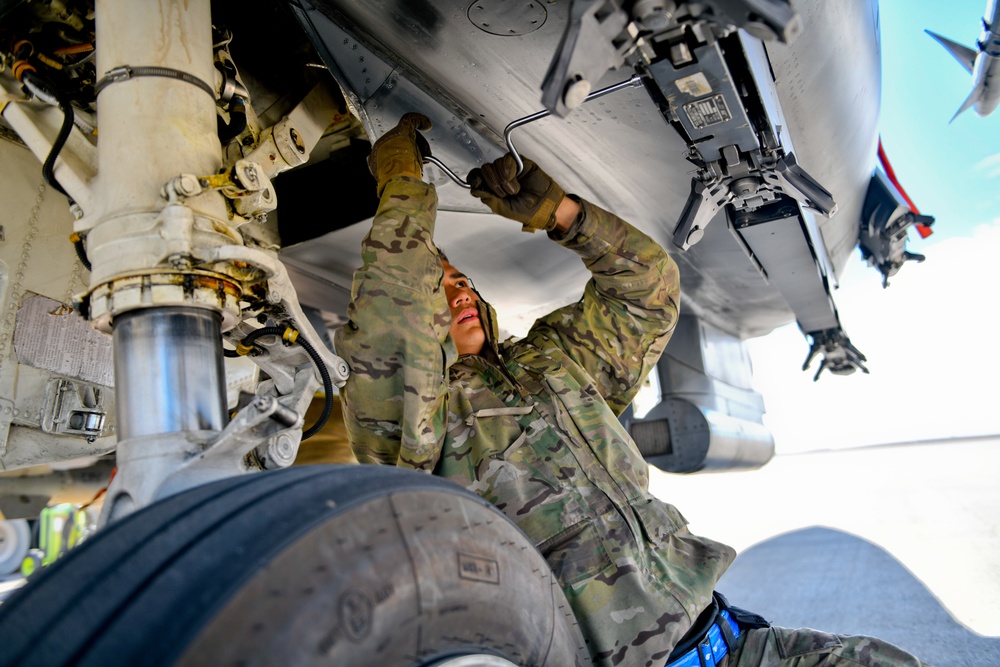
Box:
[716,526,999,667]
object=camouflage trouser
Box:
[724,626,930,667]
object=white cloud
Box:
[973,152,1000,178]
[747,220,1000,453]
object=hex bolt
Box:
[242,164,259,187]
[178,174,201,195]
[275,434,294,458]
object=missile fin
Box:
[925,29,977,73]
[950,86,982,122]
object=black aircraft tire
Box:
[0,465,591,667]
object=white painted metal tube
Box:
[88,0,227,282]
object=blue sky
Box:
[748,0,1000,453]
[879,0,1000,238]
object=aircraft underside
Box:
[0,1,932,664]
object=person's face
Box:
[442,259,486,356]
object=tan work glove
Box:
[367,112,432,195]
[467,154,566,233]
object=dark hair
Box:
[435,245,450,262]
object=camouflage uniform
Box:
[335,176,929,667]
[728,627,928,667]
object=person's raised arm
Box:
[334,114,454,470]
[467,154,680,414]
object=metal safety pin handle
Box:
[423,73,645,187]
[423,155,472,189]
[505,74,645,176]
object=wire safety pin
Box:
[422,73,646,188]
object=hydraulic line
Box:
[21,71,77,206]
[225,325,333,440]
[218,97,248,144]
[69,233,92,271]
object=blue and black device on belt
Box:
[665,592,770,667]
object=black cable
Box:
[295,335,334,440]
[218,97,248,144]
[240,326,285,346]
[71,235,92,271]
[22,72,76,206]
[23,74,91,269]
[229,325,333,439]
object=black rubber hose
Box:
[72,236,92,272]
[23,72,76,205]
[218,97,248,144]
[240,326,285,346]
[230,326,333,439]
[224,326,285,357]
[294,335,334,440]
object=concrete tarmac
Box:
[648,436,1000,667]
[3,437,996,665]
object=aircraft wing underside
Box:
[279,0,881,346]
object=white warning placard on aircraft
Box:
[676,72,713,97]
[13,294,115,387]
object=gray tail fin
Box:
[925,29,978,73]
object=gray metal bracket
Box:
[859,167,935,288]
[708,0,800,42]
[673,178,731,250]
[153,391,308,501]
[767,152,837,216]
[540,0,800,118]
[100,383,313,525]
[673,150,836,251]
[540,0,634,118]
[802,328,869,381]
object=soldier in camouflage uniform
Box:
[334,114,929,667]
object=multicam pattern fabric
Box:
[334,176,735,666]
[728,627,929,666]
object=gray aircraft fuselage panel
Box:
[283,0,881,341]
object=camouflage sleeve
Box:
[524,198,680,415]
[332,176,456,470]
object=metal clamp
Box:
[94,65,216,99]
